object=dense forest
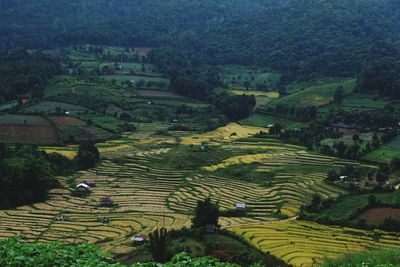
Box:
[0,50,60,101]
[1,0,400,80]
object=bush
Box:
[76,141,100,169]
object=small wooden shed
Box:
[100,197,113,206]
[236,203,246,211]
[76,183,90,192]
[131,234,147,244]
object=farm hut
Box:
[206,224,218,234]
[394,184,400,190]
[83,180,96,187]
[236,203,246,211]
[131,234,147,244]
[76,183,90,192]
[267,124,274,129]
[100,197,113,206]
[339,176,348,181]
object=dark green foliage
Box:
[211,164,274,186]
[76,141,100,169]
[323,249,400,267]
[0,237,245,266]
[0,145,57,209]
[0,237,120,267]
[300,192,400,231]
[0,50,60,101]
[210,93,256,121]
[1,1,400,80]
[326,169,339,182]
[269,124,282,135]
[368,195,378,206]
[333,87,345,104]
[380,217,400,232]
[46,152,73,175]
[192,197,220,229]
[149,228,169,263]
[306,194,322,213]
[356,57,400,98]
[154,228,288,267]
[390,157,400,171]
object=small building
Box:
[267,124,274,129]
[131,234,147,244]
[100,197,113,206]
[394,184,400,190]
[21,99,29,106]
[206,224,218,234]
[236,203,246,211]
[83,180,96,187]
[339,176,348,181]
[76,183,90,192]
[55,214,71,222]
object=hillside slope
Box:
[1,0,399,78]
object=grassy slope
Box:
[305,192,400,222]
[240,113,307,129]
[266,79,356,108]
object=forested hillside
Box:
[1,0,399,79]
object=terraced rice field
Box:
[231,220,400,267]
[0,122,388,264]
[169,137,362,218]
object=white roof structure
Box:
[131,235,146,242]
[76,183,90,189]
[339,176,348,180]
[236,203,246,209]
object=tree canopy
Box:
[1,0,400,80]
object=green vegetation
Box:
[208,164,274,186]
[2,1,400,81]
[76,141,100,169]
[301,192,400,223]
[221,65,281,90]
[154,145,238,170]
[364,146,400,163]
[192,198,219,229]
[3,1,400,266]
[0,142,101,208]
[356,57,400,98]
[0,50,60,101]
[0,145,56,209]
[323,249,400,267]
[240,113,306,130]
[265,79,355,109]
[0,237,119,267]
[0,237,248,267]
